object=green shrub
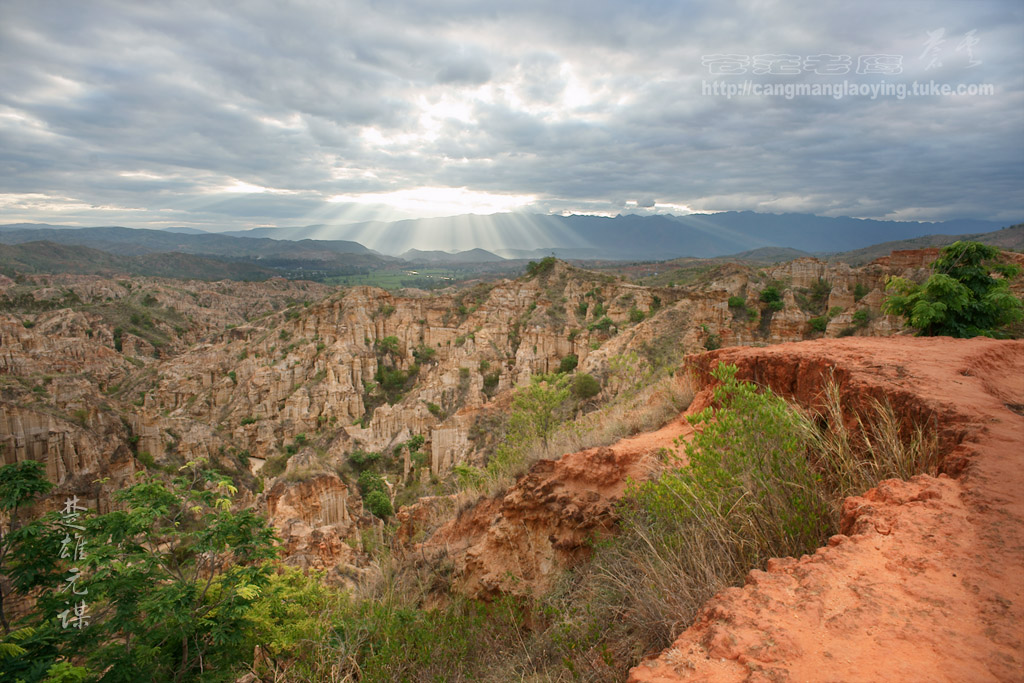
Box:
[628,308,645,323]
[705,333,721,350]
[483,371,501,392]
[759,286,784,312]
[853,283,869,301]
[413,344,436,364]
[558,354,578,374]
[525,256,557,278]
[852,309,870,328]
[358,470,387,497]
[587,316,613,332]
[884,241,1023,337]
[571,373,601,400]
[727,295,745,308]
[349,449,381,470]
[808,315,828,333]
[364,490,393,519]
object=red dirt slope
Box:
[425,416,694,599]
[630,336,1024,682]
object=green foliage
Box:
[628,307,645,324]
[525,256,557,278]
[1,460,280,681]
[557,354,578,374]
[240,415,257,426]
[576,300,588,317]
[587,315,614,332]
[759,286,784,312]
[77,462,278,679]
[884,241,1023,337]
[808,315,828,333]
[472,375,572,489]
[727,295,746,309]
[571,373,601,400]
[0,460,59,637]
[364,490,394,519]
[852,309,870,328]
[705,333,721,350]
[412,343,436,364]
[357,470,387,497]
[853,282,870,301]
[375,335,401,357]
[426,402,444,419]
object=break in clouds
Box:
[0,0,1022,230]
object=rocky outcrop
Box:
[264,471,374,586]
[422,412,694,599]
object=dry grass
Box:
[527,368,944,681]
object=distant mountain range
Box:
[0,214,1019,282]
[215,212,1008,259]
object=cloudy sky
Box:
[1,0,1021,232]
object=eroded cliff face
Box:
[628,337,1024,683]
[0,255,964,577]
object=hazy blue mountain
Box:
[0,225,382,258]
[213,212,1005,259]
[400,248,505,263]
[1,213,1013,263]
[0,241,278,280]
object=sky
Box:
[1,0,1022,233]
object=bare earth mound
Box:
[630,336,1024,682]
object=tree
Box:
[43,460,276,681]
[0,460,55,634]
[0,460,70,683]
[884,241,1022,337]
[508,374,571,449]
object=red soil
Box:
[629,336,1024,682]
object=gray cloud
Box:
[0,0,1021,230]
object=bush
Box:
[759,286,784,312]
[852,309,870,328]
[364,490,393,519]
[628,308,645,323]
[853,282,869,301]
[808,315,828,333]
[727,295,746,309]
[412,344,436,364]
[349,449,381,470]
[571,373,601,400]
[358,470,387,497]
[526,256,557,278]
[884,241,1023,337]
[587,316,613,332]
[558,354,578,374]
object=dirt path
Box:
[629,337,1024,682]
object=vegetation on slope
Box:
[884,241,1023,337]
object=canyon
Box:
[2,248,1021,680]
